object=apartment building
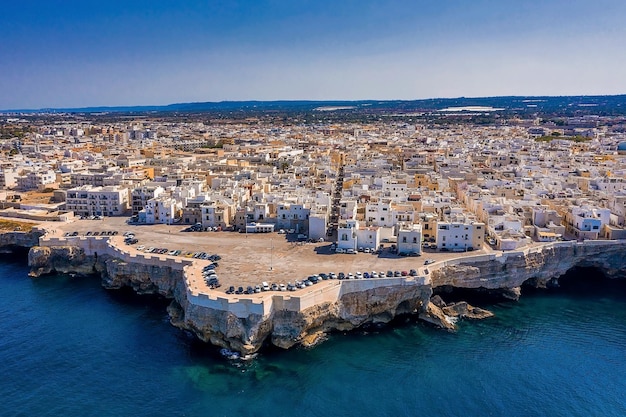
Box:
[132,186,165,216]
[66,185,129,217]
[16,169,56,191]
[436,221,485,251]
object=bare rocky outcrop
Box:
[442,301,494,320]
[0,229,44,252]
[23,238,626,355]
[429,242,626,291]
[173,284,433,354]
[28,245,94,277]
[419,302,456,330]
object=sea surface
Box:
[1,252,625,417]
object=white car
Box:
[424,259,436,265]
[335,248,346,254]
[136,245,145,251]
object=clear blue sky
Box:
[1,0,625,109]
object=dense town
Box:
[2,111,626,260]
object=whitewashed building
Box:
[397,223,422,255]
[436,221,485,251]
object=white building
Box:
[276,202,310,231]
[365,199,394,227]
[336,219,358,251]
[308,213,328,241]
[566,206,609,240]
[131,185,165,215]
[397,223,422,255]
[16,169,56,191]
[0,167,19,189]
[436,221,485,251]
[355,226,380,251]
[66,185,129,217]
[143,196,179,224]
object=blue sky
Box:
[1,0,625,109]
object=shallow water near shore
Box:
[1,253,625,417]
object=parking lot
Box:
[50,217,494,291]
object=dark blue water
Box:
[1,253,625,417]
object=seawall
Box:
[18,231,626,354]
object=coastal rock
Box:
[0,229,44,251]
[24,235,626,355]
[175,284,433,353]
[441,301,494,320]
[429,242,626,291]
[28,245,93,277]
[100,257,184,298]
[418,302,456,331]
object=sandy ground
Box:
[47,217,496,292]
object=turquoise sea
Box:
[1,252,625,417]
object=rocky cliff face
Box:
[28,245,185,299]
[0,229,44,252]
[26,240,626,355]
[172,284,433,354]
[99,257,186,298]
[28,245,95,277]
[430,243,626,296]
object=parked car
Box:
[424,259,436,265]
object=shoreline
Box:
[5,224,626,354]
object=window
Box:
[341,233,348,241]
[402,237,407,243]
[413,237,417,243]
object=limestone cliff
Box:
[430,242,626,293]
[0,229,44,252]
[28,245,95,277]
[28,245,185,299]
[99,257,185,298]
[25,239,626,355]
[172,284,433,354]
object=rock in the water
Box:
[442,301,494,320]
[419,302,456,331]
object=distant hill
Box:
[3,95,626,116]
